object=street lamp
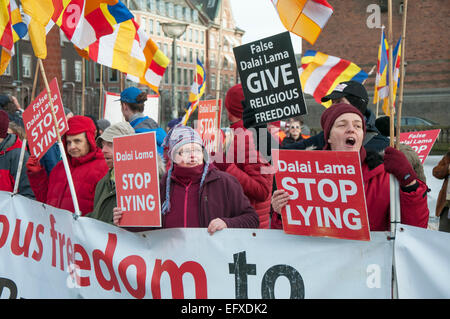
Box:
[161,22,188,120]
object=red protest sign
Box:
[400,129,441,164]
[22,78,68,160]
[274,150,370,241]
[114,132,161,227]
[196,99,222,154]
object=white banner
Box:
[0,192,393,299]
[395,223,450,298]
[103,91,159,125]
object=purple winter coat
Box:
[161,164,260,229]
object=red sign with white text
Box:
[400,129,441,164]
[274,150,370,241]
[114,132,161,227]
[196,99,222,154]
[22,78,68,160]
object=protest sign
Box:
[233,31,307,126]
[22,78,68,160]
[196,99,222,154]
[274,149,370,241]
[113,132,161,227]
[399,129,441,164]
[103,91,159,125]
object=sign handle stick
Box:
[37,58,82,219]
[98,64,103,119]
[82,59,86,116]
[395,0,408,150]
[387,0,395,147]
[13,59,41,195]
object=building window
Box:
[210,55,215,68]
[210,34,215,49]
[175,5,183,20]
[148,0,155,12]
[177,46,181,62]
[75,61,82,82]
[194,30,199,43]
[211,74,216,90]
[188,28,192,42]
[200,31,204,44]
[157,0,165,15]
[141,17,147,33]
[167,2,173,18]
[156,21,161,35]
[183,47,187,62]
[184,68,188,85]
[177,68,182,85]
[149,19,153,34]
[193,10,198,22]
[108,68,119,83]
[163,43,169,57]
[184,7,191,22]
[189,48,193,63]
[22,55,31,78]
[61,59,67,80]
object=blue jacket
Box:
[130,115,167,155]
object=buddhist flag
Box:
[374,28,389,112]
[77,18,170,94]
[271,0,333,45]
[299,50,368,107]
[181,59,206,125]
[0,0,27,74]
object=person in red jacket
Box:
[113,125,259,233]
[272,103,429,231]
[26,115,109,216]
[212,84,274,229]
[0,110,34,198]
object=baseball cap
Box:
[96,121,135,147]
[117,87,143,104]
[321,81,369,105]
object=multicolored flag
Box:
[271,0,333,45]
[76,18,170,94]
[0,0,27,74]
[22,0,133,59]
[299,50,368,107]
[181,59,206,125]
[374,32,402,116]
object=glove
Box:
[242,100,257,129]
[383,147,417,187]
[26,155,43,174]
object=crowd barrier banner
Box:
[395,223,450,298]
[0,191,397,299]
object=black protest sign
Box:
[233,31,307,127]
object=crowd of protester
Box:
[1,80,446,234]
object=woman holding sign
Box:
[272,103,429,231]
[113,125,259,234]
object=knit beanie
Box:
[0,110,9,138]
[64,115,98,153]
[161,124,209,215]
[225,83,244,119]
[321,103,366,154]
[164,124,205,161]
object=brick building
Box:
[300,0,450,129]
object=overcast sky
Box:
[228,0,302,53]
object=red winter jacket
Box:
[221,120,274,228]
[362,161,429,231]
[27,146,108,216]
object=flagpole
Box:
[98,64,103,119]
[214,0,224,153]
[82,58,86,117]
[387,0,395,148]
[37,58,82,218]
[375,25,385,119]
[13,59,40,195]
[395,0,408,149]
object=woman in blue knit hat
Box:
[113,125,259,234]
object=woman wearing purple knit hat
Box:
[113,125,259,234]
[272,103,430,231]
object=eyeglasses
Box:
[177,148,203,157]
